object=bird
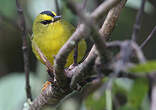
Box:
[31,10,87,67]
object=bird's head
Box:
[33,10,61,35]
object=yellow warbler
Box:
[32,11,86,66]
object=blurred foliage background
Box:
[0,0,156,110]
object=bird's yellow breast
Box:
[32,20,86,66]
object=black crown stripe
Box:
[40,11,55,17]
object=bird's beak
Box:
[54,16,61,22]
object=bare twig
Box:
[29,83,72,110]
[99,0,127,39]
[16,0,32,100]
[91,0,121,21]
[151,85,156,110]
[110,41,134,73]
[131,41,146,63]
[73,42,78,65]
[69,46,97,88]
[106,41,121,47]
[67,0,110,62]
[82,0,88,9]
[73,0,88,65]
[111,40,146,69]
[54,0,60,15]
[131,0,146,41]
[140,25,156,48]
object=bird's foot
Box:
[41,81,52,91]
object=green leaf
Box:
[128,60,156,74]
[115,78,149,110]
[127,78,149,109]
[115,78,133,92]
[85,92,106,110]
[85,78,107,110]
[119,105,137,110]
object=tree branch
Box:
[54,0,60,15]
[16,0,32,100]
[99,0,127,39]
[70,0,127,88]
[131,0,146,41]
[69,46,97,88]
[140,25,156,48]
[91,0,121,21]
[82,0,88,9]
[131,41,146,63]
[29,83,72,110]
[66,0,110,62]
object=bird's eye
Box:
[40,20,52,25]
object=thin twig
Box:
[131,41,146,63]
[131,0,146,41]
[111,40,146,70]
[106,41,121,47]
[140,25,156,48]
[151,85,156,110]
[69,46,97,88]
[82,0,88,9]
[54,0,60,15]
[91,0,121,21]
[73,0,88,65]
[16,0,32,100]
[73,42,78,65]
